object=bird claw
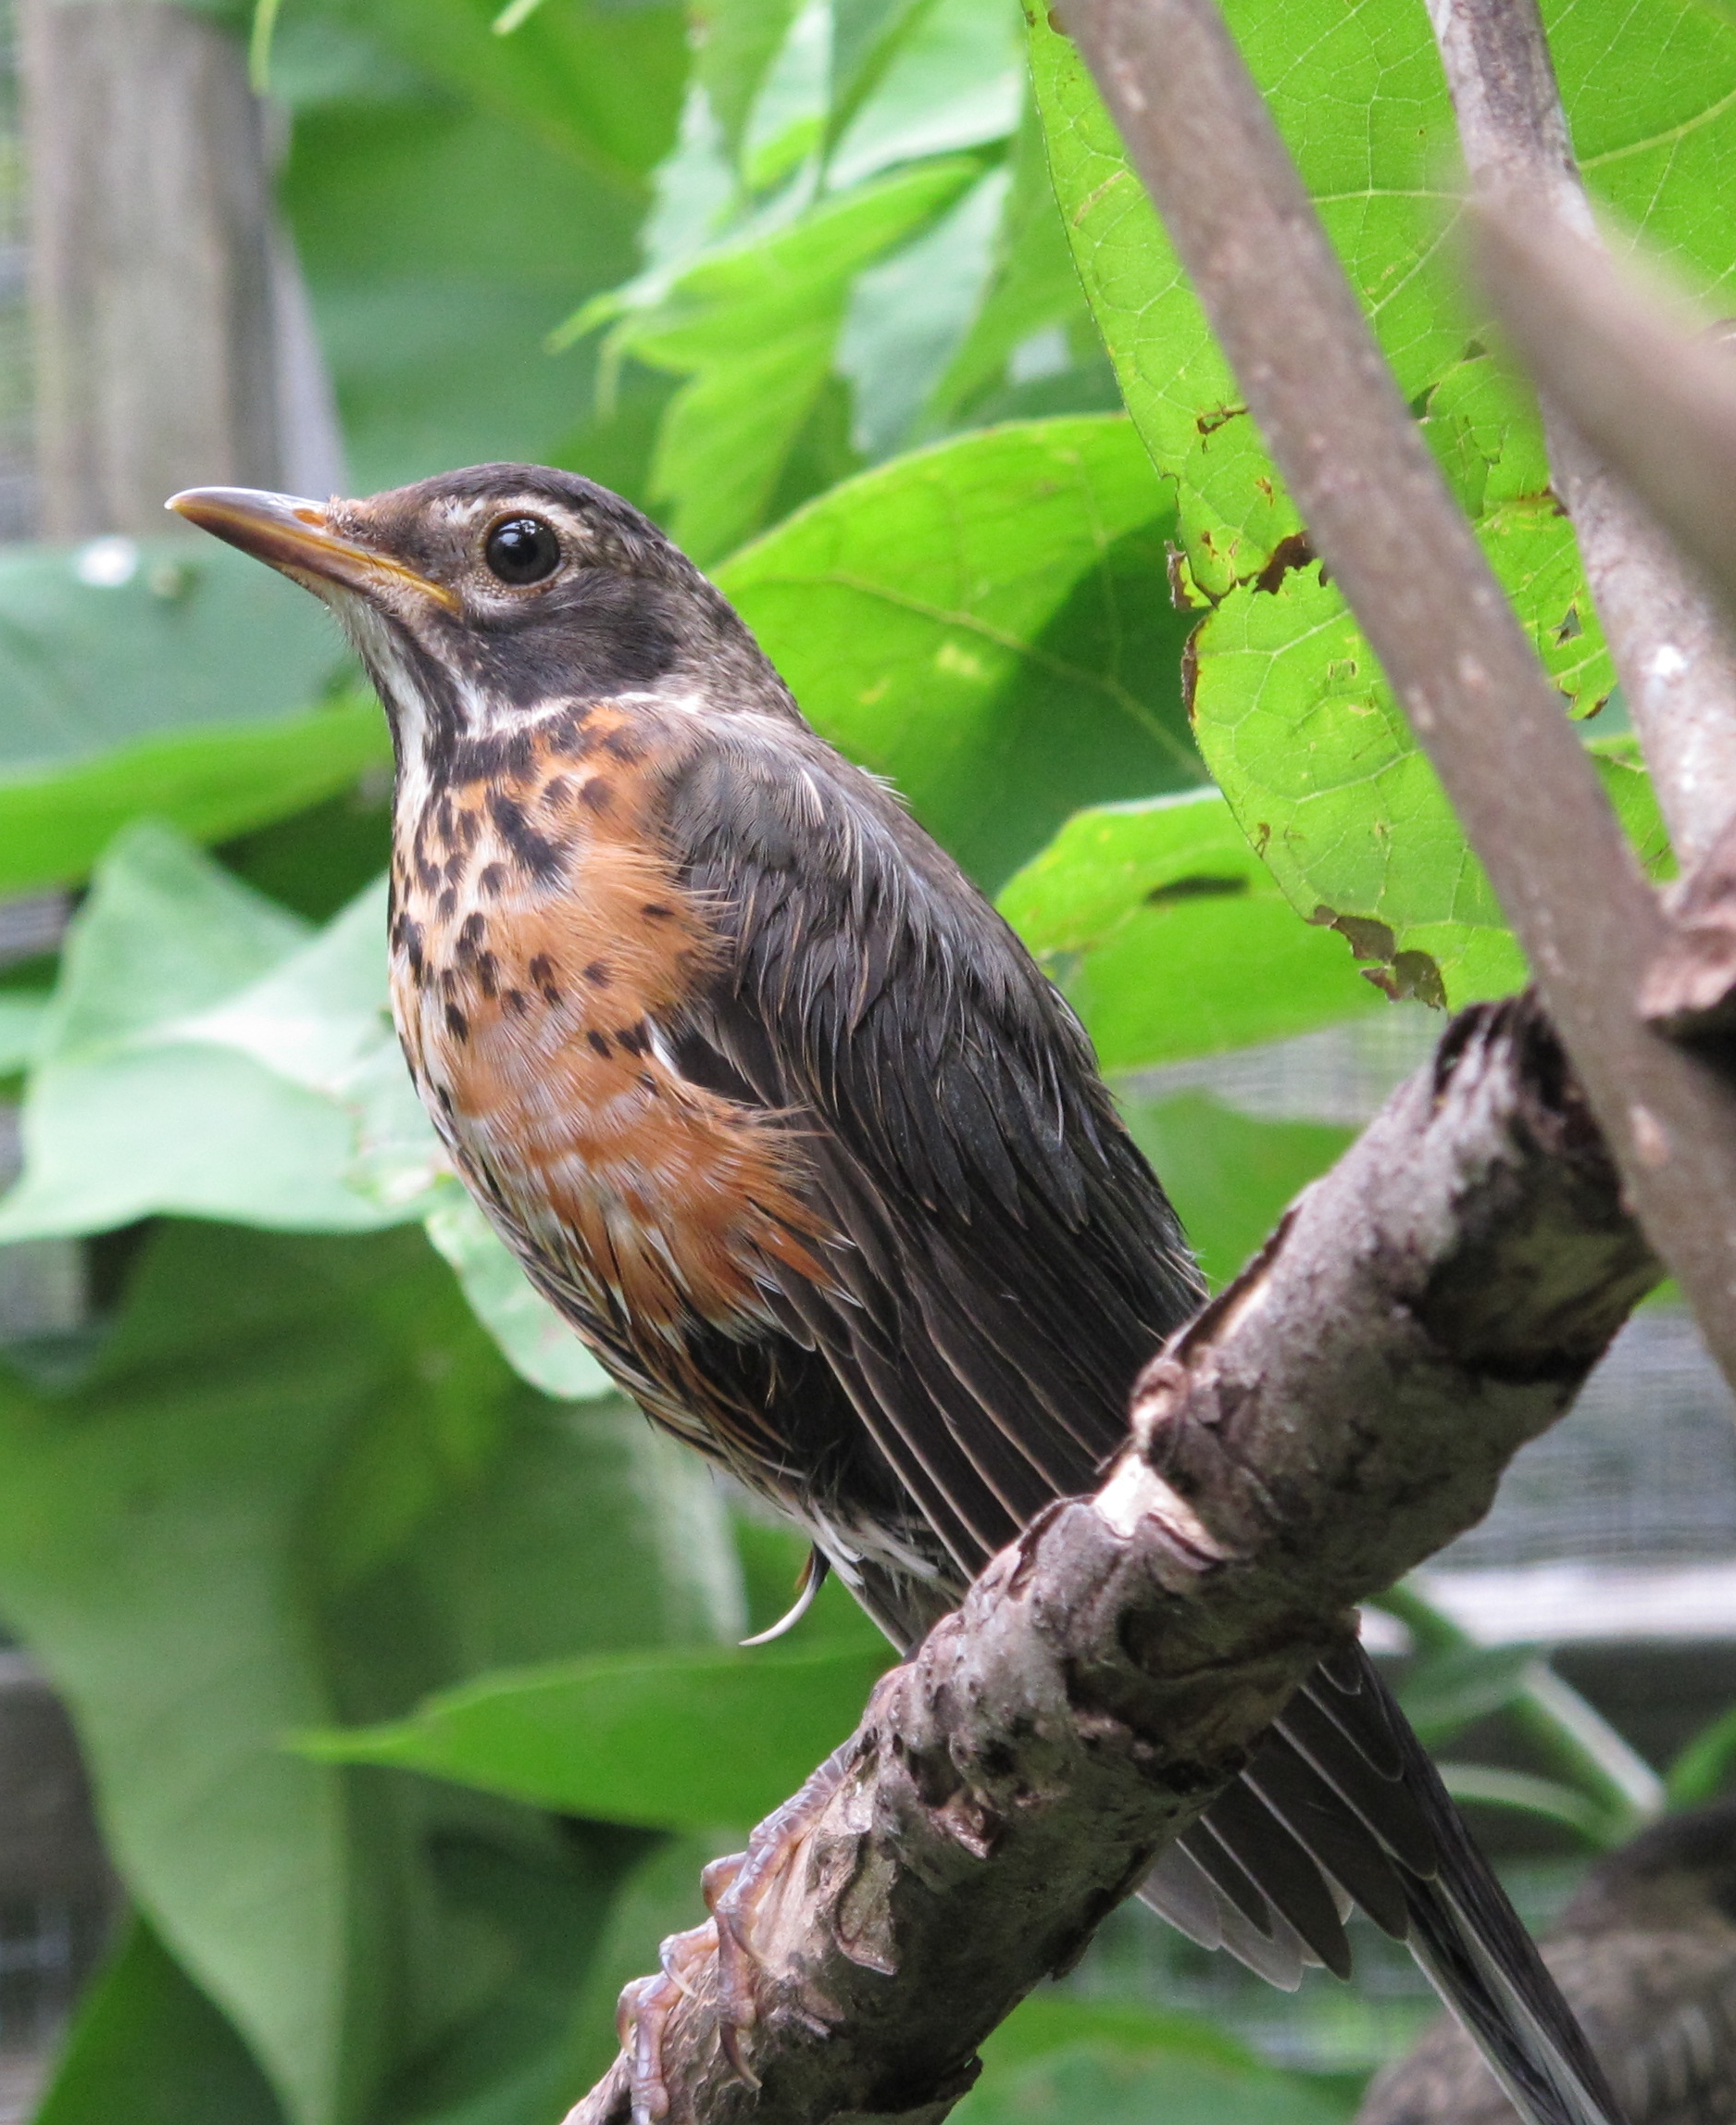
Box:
[615,1749,855,2119]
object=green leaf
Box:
[0,1220,740,2125]
[1027,0,1716,990]
[0,531,385,896]
[720,416,1203,889]
[1395,1643,1546,1747]
[0,700,391,900]
[997,788,1381,1067]
[826,0,1021,190]
[0,992,48,1075]
[0,825,400,1241]
[1120,1094,1354,1287]
[582,157,980,560]
[298,1632,896,1831]
[0,539,348,775]
[34,1918,285,2125]
[1433,1765,1618,1848]
[957,2010,1355,2125]
[1667,1700,1736,1809]
[1185,561,1669,1004]
[978,1993,1262,2076]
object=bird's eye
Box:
[483,516,561,586]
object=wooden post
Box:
[18,0,340,539]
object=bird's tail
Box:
[1141,1647,1628,2125]
[1393,1725,1625,2125]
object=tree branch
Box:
[1425,0,1736,871]
[567,999,1658,2125]
[1056,0,1736,1398]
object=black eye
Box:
[483,516,561,586]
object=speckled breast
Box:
[386,705,826,1346]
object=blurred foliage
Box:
[1,0,1731,2118]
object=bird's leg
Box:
[618,1744,856,2120]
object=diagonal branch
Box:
[567,998,1657,2125]
[1057,0,1736,1400]
[1425,0,1736,872]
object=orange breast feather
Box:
[390,723,828,1337]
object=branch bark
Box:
[1056,0,1736,1398]
[1425,0,1736,872]
[568,999,1658,2125]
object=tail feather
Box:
[1140,1647,1629,2125]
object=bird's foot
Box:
[616,1746,854,2121]
[617,1919,718,2125]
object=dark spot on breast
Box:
[438,887,457,919]
[479,863,507,898]
[440,967,458,997]
[543,776,571,810]
[602,729,644,765]
[642,903,673,921]
[584,961,610,987]
[587,1031,611,1058]
[436,1084,454,1113]
[443,850,467,884]
[418,859,441,894]
[435,795,455,845]
[579,779,613,814]
[459,912,487,950]
[445,1004,469,1042]
[506,990,531,1017]
[456,808,481,853]
[615,1021,650,1057]
[476,951,499,1000]
[488,789,567,882]
[528,954,555,985]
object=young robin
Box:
[171,465,1623,2125]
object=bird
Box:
[169,464,1625,2125]
[1361,1800,1736,2125]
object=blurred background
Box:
[0,2,1730,2122]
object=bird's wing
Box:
[656,717,1203,1581]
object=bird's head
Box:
[169,463,795,789]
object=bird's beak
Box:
[166,486,459,612]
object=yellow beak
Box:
[167,486,459,612]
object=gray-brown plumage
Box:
[1363,1802,1736,2125]
[169,463,1625,2125]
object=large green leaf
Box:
[1028,0,1719,994]
[36,1919,285,2125]
[0,538,348,773]
[0,535,381,892]
[0,1221,738,2125]
[0,700,389,900]
[298,1628,896,1832]
[720,416,1202,889]
[579,157,982,560]
[996,788,1380,1068]
[1189,562,1671,1000]
[956,1997,1355,2125]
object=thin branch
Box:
[568,999,1657,2125]
[1425,0,1736,872]
[1055,0,1736,1398]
